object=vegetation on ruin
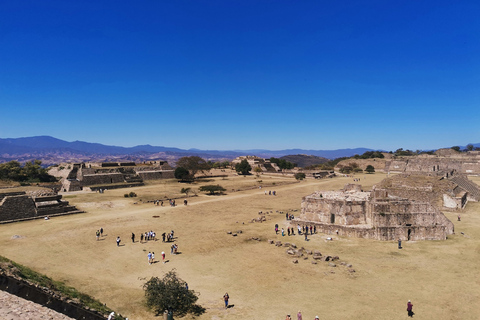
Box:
[235,159,252,175]
[353,150,385,159]
[304,157,349,170]
[0,255,126,319]
[393,148,417,156]
[269,157,296,169]
[143,270,205,317]
[278,154,329,168]
[338,162,363,174]
[0,160,56,183]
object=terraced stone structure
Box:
[0,192,83,223]
[335,149,480,175]
[231,156,281,173]
[376,174,480,211]
[61,161,174,192]
[299,184,454,241]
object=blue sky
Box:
[1,1,478,151]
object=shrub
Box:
[294,173,306,180]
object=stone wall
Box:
[81,173,125,186]
[0,195,37,222]
[136,170,175,180]
[0,193,83,223]
[0,274,106,320]
[298,186,454,241]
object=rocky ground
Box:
[0,290,74,320]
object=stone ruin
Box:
[335,149,480,176]
[0,191,83,223]
[376,173,480,211]
[231,155,281,173]
[298,184,454,241]
[58,161,175,192]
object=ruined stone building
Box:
[58,161,174,192]
[299,184,454,241]
[0,191,83,223]
[335,149,480,175]
[231,156,281,173]
[376,173,479,211]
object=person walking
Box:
[223,292,229,308]
[131,233,135,243]
[162,251,166,264]
[398,239,402,249]
[116,236,121,246]
[100,228,103,236]
[96,230,100,241]
[282,228,285,236]
[147,252,152,265]
[407,300,414,317]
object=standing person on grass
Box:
[407,300,414,317]
[297,310,302,320]
[223,292,229,308]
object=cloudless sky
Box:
[1,1,478,151]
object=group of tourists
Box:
[264,190,277,195]
[277,224,317,237]
[285,213,295,220]
[153,200,164,206]
[284,311,319,320]
[95,227,104,240]
[139,230,157,242]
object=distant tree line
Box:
[451,144,479,152]
[353,151,384,159]
[0,160,56,183]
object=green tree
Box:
[174,167,192,182]
[294,172,306,180]
[176,156,210,178]
[143,270,205,317]
[235,159,252,175]
[365,165,375,173]
[198,185,226,195]
[253,166,263,176]
[466,144,474,151]
[181,187,191,197]
[0,160,56,182]
[451,146,461,152]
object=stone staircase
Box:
[449,175,480,201]
[34,195,84,216]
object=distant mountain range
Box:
[0,136,478,167]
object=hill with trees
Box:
[279,154,329,168]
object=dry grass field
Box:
[0,171,479,320]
